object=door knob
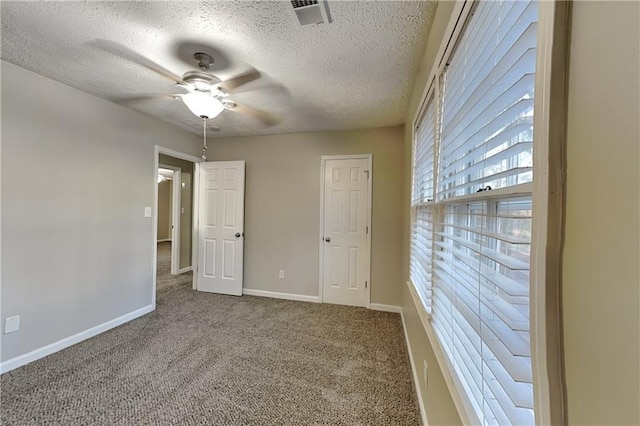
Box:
[324,237,331,243]
[235,233,241,238]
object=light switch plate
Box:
[4,315,20,334]
[144,207,152,217]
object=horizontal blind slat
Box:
[436,248,529,297]
[435,262,533,383]
[442,4,538,132]
[442,48,537,148]
[438,167,533,201]
[435,260,531,352]
[444,0,529,110]
[440,222,530,244]
[439,140,533,189]
[435,233,530,270]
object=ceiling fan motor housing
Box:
[182,70,225,94]
[194,52,214,70]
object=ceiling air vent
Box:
[291,0,332,26]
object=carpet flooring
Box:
[156,241,193,293]
[0,243,421,425]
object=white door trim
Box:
[152,146,201,309]
[192,162,200,290]
[318,154,372,308]
[171,170,182,274]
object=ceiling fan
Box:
[91,40,282,160]
[168,51,280,125]
[173,52,283,159]
[91,40,281,127]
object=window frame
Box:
[408,1,568,424]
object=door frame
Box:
[318,154,373,308]
[158,163,182,275]
[152,146,201,309]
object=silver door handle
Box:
[235,233,241,238]
[324,237,331,243]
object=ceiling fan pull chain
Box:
[202,117,208,161]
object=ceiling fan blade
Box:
[90,39,185,85]
[111,94,181,105]
[229,102,281,127]
[225,81,291,97]
[215,70,262,93]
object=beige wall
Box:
[1,60,201,362]
[400,1,640,425]
[210,127,404,305]
[157,180,172,241]
[159,154,194,269]
[563,2,639,425]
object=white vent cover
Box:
[291,0,332,26]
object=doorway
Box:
[157,164,181,274]
[319,154,372,308]
[153,147,200,307]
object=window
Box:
[408,0,554,424]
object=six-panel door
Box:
[196,161,245,296]
[322,158,370,307]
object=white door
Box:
[321,156,371,307]
[196,161,245,296]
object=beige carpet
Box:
[156,241,193,292]
[0,245,421,425]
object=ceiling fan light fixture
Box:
[182,91,224,119]
[191,80,211,91]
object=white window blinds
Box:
[410,95,436,311]
[438,0,536,201]
[412,94,436,205]
[432,198,534,425]
[409,0,539,425]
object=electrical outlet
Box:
[278,270,285,279]
[4,315,20,334]
[423,360,428,387]
[144,206,152,217]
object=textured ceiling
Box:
[1,1,436,137]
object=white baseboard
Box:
[401,309,428,426]
[157,239,172,243]
[177,266,192,274]
[0,305,154,374]
[242,288,320,303]
[370,303,401,313]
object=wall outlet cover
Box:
[423,360,428,387]
[4,315,20,334]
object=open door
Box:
[195,161,245,296]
